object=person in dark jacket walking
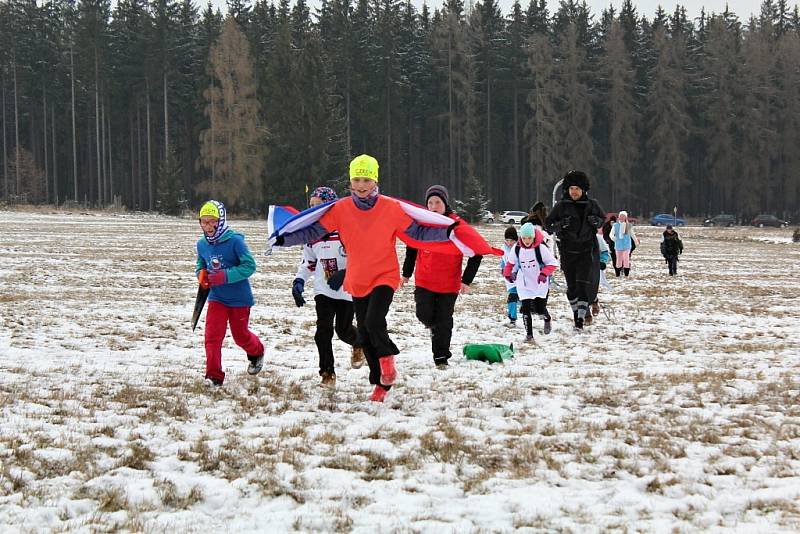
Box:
[401,185,483,369]
[545,170,605,330]
[660,225,684,275]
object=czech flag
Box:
[270,196,501,257]
[265,204,299,254]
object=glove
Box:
[537,273,548,284]
[560,215,572,230]
[588,215,603,227]
[504,272,517,283]
[198,269,210,289]
[600,262,606,270]
[447,220,460,237]
[291,278,305,307]
[208,269,227,287]
[327,269,346,291]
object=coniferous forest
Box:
[1,0,799,220]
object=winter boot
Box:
[204,377,223,388]
[574,317,584,331]
[624,268,630,277]
[379,355,397,385]
[543,319,552,335]
[319,371,336,388]
[524,334,535,344]
[615,267,622,277]
[351,346,365,369]
[247,354,264,375]
[584,310,593,326]
[370,385,389,402]
[591,301,600,316]
[523,314,533,339]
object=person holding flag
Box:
[400,185,483,369]
[272,155,500,401]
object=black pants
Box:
[314,294,358,375]
[414,287,458,365]
[666,255,678,275]
[520,298,550,336]
[352,285,399,387]
[559,247,597,321]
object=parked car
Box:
[751,214,788,228]
[703,214,736,227]
[605,212,639,224]
[500,210,529,224]
[482,210,495,223]
[650,213,686,226]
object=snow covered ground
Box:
[1,208,799,533]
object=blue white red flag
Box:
[265,204,299,255]
[269,196,502,257]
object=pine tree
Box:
[643,27,690,212]
[525,34,561,204]
[600,19,637,208]
[198,16,265,210]
[155,146,182,214]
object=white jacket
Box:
[505,240,559,300]
[295,233,352,301]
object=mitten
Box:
[208,269,227,287]
[291,278,305,307]
[599,262,606,271]
[537,272,548,284]
[327,269,346,291]
[587,215,603,227]
[198,269,210,289]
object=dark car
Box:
[751,214,788,228]
[650,213,686,226]
[703,214,736,227]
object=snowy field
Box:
[1,208,799,533]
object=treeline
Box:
[1,0,799,220]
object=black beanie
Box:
[425,185,449,208]
[562,170,590,192]
[504,226,518,240]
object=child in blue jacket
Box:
[196,200,264,386]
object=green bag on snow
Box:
[462,343,514,364]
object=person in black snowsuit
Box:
[660,225,684,275]
[545,170,605,330]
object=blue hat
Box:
[519,222,535,238]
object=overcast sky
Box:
[207,0,767,22]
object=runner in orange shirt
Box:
[275,155,456,402]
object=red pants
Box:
[205,301,264,382]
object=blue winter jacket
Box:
[611,222,635,251]
[196,229,256,307]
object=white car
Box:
[482,210,495,223]
[500,210,528,224]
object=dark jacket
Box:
[545,192,605,253]
[661,232,683,257]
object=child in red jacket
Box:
[401,185,482,368]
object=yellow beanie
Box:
[199,200,221,218]
[349,154,379,182]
